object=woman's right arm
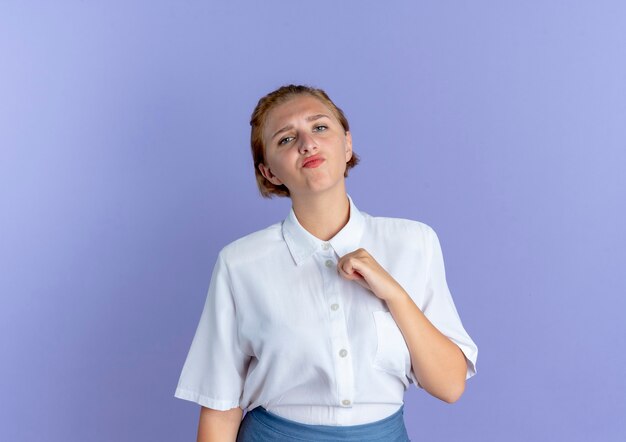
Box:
[197,406,243,442]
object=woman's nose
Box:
[298,132,318,153]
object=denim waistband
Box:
[241,404,408,441]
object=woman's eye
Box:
[314,125,328,132]
[278,136,294,145]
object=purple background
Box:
[1,1,625,441]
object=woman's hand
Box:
[336,248,403,302]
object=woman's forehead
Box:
[265,94,336,136]
[267,95,332,124]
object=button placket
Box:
[316,251,354,409]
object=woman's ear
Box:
[258,163,283,185]
[344,131,353,162]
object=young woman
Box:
[175,84,478,441]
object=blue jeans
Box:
[236,404,411,441]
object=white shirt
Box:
[174,193,478,426]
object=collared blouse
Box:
[174,194,478,426]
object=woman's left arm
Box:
[337,248,468,403]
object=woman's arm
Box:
[385,291,467,403]
[197,406,243,442]
[337,244,470,403]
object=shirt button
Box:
[331,303,339,311]
[339,349,348,357]
[342,399,351,406]
[325,259,334,268]
[322,242,330,250]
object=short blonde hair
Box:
[250,84,360,198]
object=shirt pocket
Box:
[372,310,411,377]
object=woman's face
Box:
[259,94,353,198]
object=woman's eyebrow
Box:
[271,114,330,140]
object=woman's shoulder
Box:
[363,214,442,259]
[365,212,436,239]
[217,221,284,265]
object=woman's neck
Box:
[290,187,350,241]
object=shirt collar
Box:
[282,193,366,266]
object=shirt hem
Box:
[174,387,241,411]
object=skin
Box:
[196,406,242,442]
[197,94,468,441]
[258,94,354,241]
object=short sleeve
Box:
[409,225,478,389]
[174,251,251,410]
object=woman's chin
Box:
[293,179,345,196]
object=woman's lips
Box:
[303,158,324,168]
[303,159,324,168]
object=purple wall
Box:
[1,1,625,441]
